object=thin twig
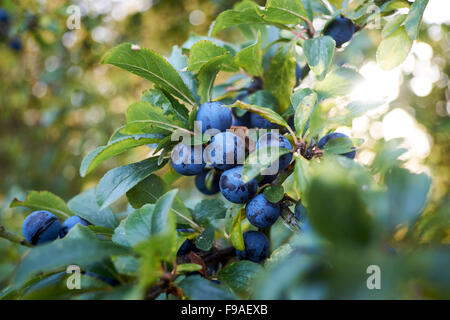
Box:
[0,225,32,247]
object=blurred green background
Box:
[0,0,448,295]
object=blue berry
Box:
[195,101,232,133]
[9,37,22,51]
[295,63,302,87]
[170,142,206,175]
[250,113,278,129]
[59,216,90,238]
[246,194,280,229]
[318,132,356,159]
[324,16,355,47]
[22,211,61,245]
[236,231,270,263]
[256,132,293,171]
[207,132,245,170]
[219,166,258,204]
[195,170,220,195]
[0,9,9,23]
[177,239,199,256]
[247,77,263,92]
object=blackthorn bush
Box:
[1,0,437,301]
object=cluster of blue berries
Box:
[22,210,90,246]
[173,15,357,264]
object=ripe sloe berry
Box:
[236,231,270,263]
[219,166,258,204]
[195,170,220,195]
[22,210,61,245]
[170,142,205,175]
[207,131,245,170]
[246,193,281,229]
[195,101,232,133]
[59,216,90,238]
[324,16,355,47]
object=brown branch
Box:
[146,247,236,300]
[203,246,236,264]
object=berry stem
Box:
[0,225,32,247]
[172,209,203,233]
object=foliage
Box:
[1,0,449,300]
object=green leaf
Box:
[323,137,354,155]
[382,14,407,38]
[218,261,263,294]
[370,138,407,174]
[197,54,233,103]
[264,44,296,113]
[248,90,279,112]
[112,219,130,247]
[96,156,167,210]
[80,133,166,178]
[306,161,373,245]
[126,101,187,129]
[230,208,245,251]
[124,204,154,246]
[303,36,335,81]
[385,167,431,229]
[301,0,331,16]
[126,174,193,225]
[141,89,172,113]
[264,185,285,203]
[242,146,291,182]
[234,32,263,77]
[188,40,237,72]
[102,43,195,105]
[126,174,168,208]
[10,191,73,220]
[195,225,215,251]
[404,0,428,40]
[264,0,308,24]
[315,67,363,98]
[346,100,386,118]
[211,5,266,36]
[15,226,129,286]
[294,90,317,136]
[178,275,235,300]
[68,188,118,229]
[193,199,227,227]
[290,88,314,111]
[142,88,189,122]
[376,27,412,70]
[168,45,188,71]
[177,263,203,273]
[230,100,288,128]
[294,157,310,201]
[151,189,178,235]
[112,256,139,276]
[380,0,410,12]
